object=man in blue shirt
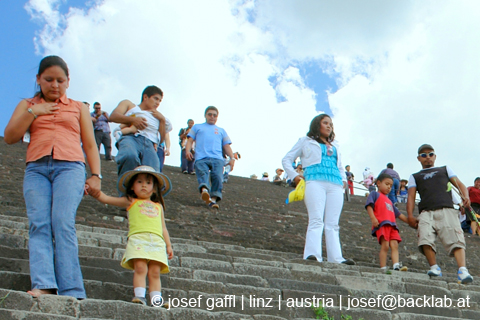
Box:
[186,106,235,209]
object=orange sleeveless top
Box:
[26,94,85,163]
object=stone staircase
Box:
[1,138,480,319]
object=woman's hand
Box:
[32,102,60,116]
[294,175,304,185]
[85,176,101,197]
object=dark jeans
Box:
[181,149,195,173]
[94,130,112,160]
[387,178,400,204]
[157,147,165,172]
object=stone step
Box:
[1,239,478,301]
[2,275,479,319]
[0,288,272,320]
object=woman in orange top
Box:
[4,56,101,299]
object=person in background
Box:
[363,167,375,193]
[397,179,408,203]
[345,165,354,195]
[467,177,480,236]
[156,132,170,172]
[273,168,285,186]
[260,172,269,181]
[224,152,240,183]
[380,163,401,204]
[90,102,113,161]
[179,119,195,174]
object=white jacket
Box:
[282,136,346,183]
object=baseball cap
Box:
[418,144,434,154]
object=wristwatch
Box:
[91,173,102,180]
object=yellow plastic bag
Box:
[286,179,305,204]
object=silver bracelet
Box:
[27,108,37,119]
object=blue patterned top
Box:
[304,144,343,185]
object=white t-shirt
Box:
[125,106,172,144]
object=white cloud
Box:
[26,0,480,186]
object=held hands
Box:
[407,216,419,229]
[85,176,101,198]
[32,103,60,116]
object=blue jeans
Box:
[116,135,160,194]
[157,146,165,172]
[195,158,224,201]
[181,149,195,173]
[23,157,86,298]
[388,178,400,204]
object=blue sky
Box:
[0,0,337,135]
[2,0,480,186]
[0,0,92,134]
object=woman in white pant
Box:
[282,114,354,265]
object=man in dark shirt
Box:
[179,119,195,174]
[407,144,472,284]
[91,102,113,161]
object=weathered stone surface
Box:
[181,257,234,273]
[1,139,479,319]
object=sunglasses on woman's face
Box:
[419,152,435,158]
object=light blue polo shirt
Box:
[187,123,231,160]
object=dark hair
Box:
[475,177,480,183]
[306,114,334,144]
[205,106,219,116]
[35,56,69,98]
[376,173,393,183]
[345,165,350,169]
[387,163,394,169]
[187,119,194,123]
[93,102,100,107]
[125,173,165,210]
[141,86,163,102]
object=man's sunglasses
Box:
[419,152,435,158]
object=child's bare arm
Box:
[366,206,379,228]
[121,124,137,135]
[161,209,174,259]
[91,191,131,208]
[397,213,408,224]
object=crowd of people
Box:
[3,55,477,309]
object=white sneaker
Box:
[427,266,442,277]
[458,268,473,284]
